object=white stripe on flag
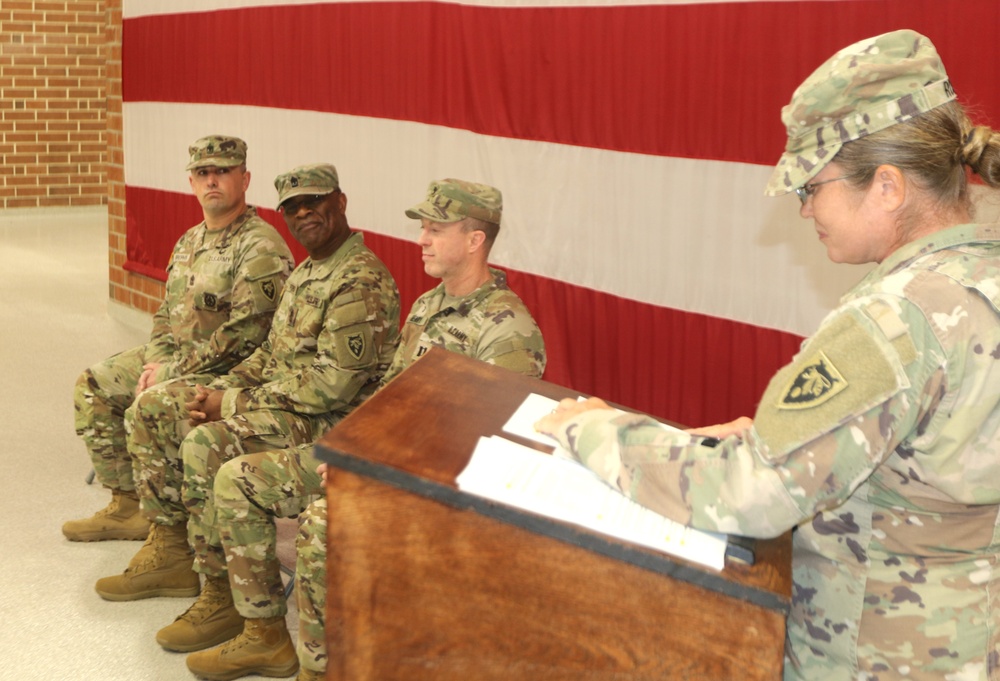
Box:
[125,101,878,338]
[122,0,789,20]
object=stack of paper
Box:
[456,429,728,571]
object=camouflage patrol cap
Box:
[273,163,340,208]
[765,29,956,196]
[405,178,502,225]
[185,135,247,171]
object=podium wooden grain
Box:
[315,348,791,680]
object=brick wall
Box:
[103,0,161,313]
[0,1,161,313]
[0,0,107,209]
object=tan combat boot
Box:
[157,574,244,652]
[186,616,299,680]
[62,489,150,541]
[94,522,200,601]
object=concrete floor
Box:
[0,207,297,681]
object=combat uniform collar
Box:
[849,223,1000,300]
[199,205,260,249]
[429,267,509,315]
[304,231,363,268]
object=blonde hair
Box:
[835,101,1000,213]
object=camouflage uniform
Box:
[74,190,292,491]
[550,31,1000,681]
[213,443,323,613]
[381,267,546,384]
[125,229,400,551]
[289,179,547,673]
[551,223,1000,680]
[293,497,328,673]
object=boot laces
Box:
[124,527,166,574]
[177,582,228,624]
[219,619,276,655]
[218,627,255,655]
[91,496,122,520]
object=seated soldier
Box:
[186,178,546,681]
[64,135,292,543]
[94,163,401,681]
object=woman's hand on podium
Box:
[534,396,613,435]
[686,416,754,440]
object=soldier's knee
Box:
[126,392,156,435]
[74,368,93,394]
[213,458,247,503]
[297,500,327,547]
[180,437,209,474]
[123,400,138,433]
[73,370,96,429]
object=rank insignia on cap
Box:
[290,177,299,188]
[347,333,366,360]
[777,351,847,410]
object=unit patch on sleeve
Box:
[346,333,366,361]
[777,350,848,410]
[259,279,276,302]
[753,309,907,456]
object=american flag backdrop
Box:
[121,0,1000,426]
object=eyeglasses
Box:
[794,176,850,204]
[280,193,332,216]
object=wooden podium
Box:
[315,348,791,680]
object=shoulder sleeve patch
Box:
[755,308,909,457]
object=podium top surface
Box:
[316,347,792,615]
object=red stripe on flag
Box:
[123,1,1000,167]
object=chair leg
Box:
[280,563,295,599]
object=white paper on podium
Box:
[501,392,563,446]
[456,434,728,571]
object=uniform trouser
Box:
[183,410,333,580]
[295,498,328,674]
[124,376,215,525]
[126,380,329,554]
[213,443,323,619]
[74,344,147,490]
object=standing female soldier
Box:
[539,30,1000,680]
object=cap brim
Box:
[404,201,465,222]
[275,186,335,209]
[186,157,244,171]
[764,144,841,197]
